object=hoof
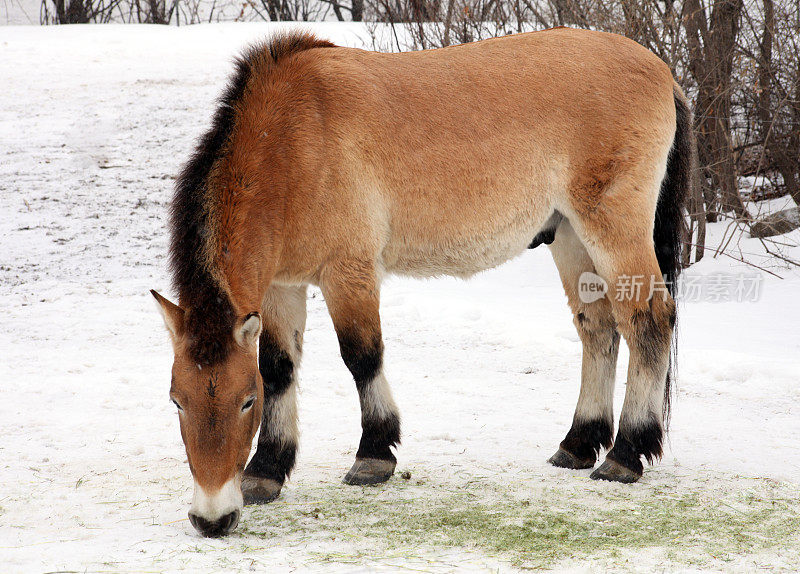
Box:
[590,458,641,483]
[242,475,282,505]
[343,458,396,486]
[548,447,596,470]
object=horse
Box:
[152,27,693,537]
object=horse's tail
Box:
[654,84,694,428]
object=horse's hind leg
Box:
[590,254,673,483]
[320,259,401,485]
[547,219,619,469]
[570,178,675,483]
[242,284,307,504]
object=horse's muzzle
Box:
[188,509,240,537]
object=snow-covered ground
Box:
[1,23,799,573]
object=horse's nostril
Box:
[188,512,208,534]
[221,509,240,532]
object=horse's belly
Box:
[383,217,537,278]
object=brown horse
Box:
[152,27,693,537]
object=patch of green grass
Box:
[238,472,800,570]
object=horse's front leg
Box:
[320,260,401,485]
[242,285,307,504]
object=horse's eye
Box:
[171,398,183,412]
[241,397,256,413]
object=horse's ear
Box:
[151,290,185,341]
[235,312,262,349]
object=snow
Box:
[1,23,799,572]
[1,0,38,25]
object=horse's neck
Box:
[212,110,291,315]
[216,193,282,316]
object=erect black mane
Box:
[169,33,336,366]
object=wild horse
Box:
[152,27,693,537]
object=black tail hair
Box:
[654,85,695,428]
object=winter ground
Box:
[1,23,799,573]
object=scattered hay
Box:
[234,470,800,570]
